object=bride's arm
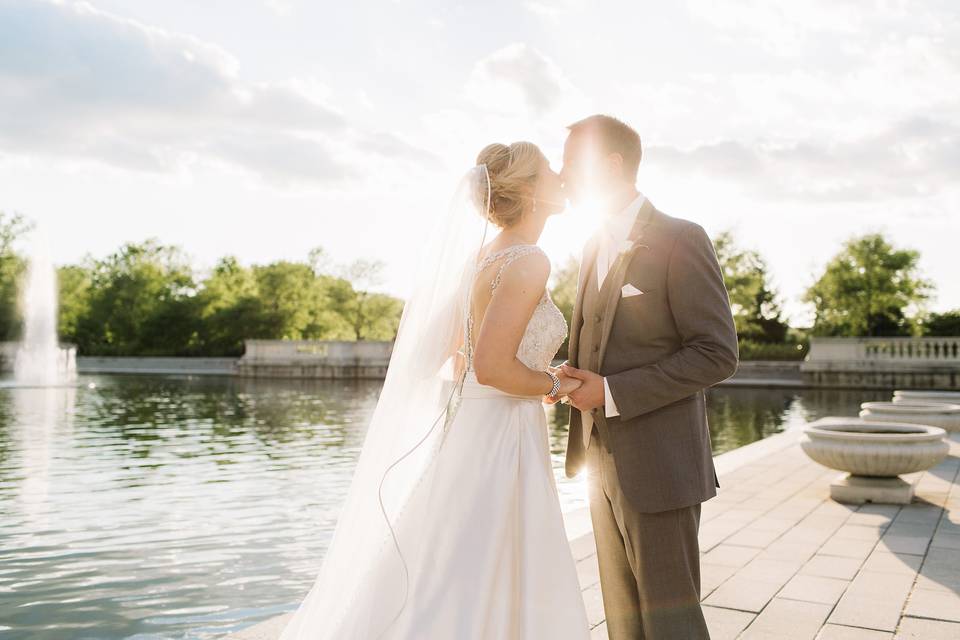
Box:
[472,252,577,397]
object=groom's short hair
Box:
[567,114,642,181]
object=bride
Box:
[278,141,589,639]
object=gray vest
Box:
[576,259,611,447]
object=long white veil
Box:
[278,166,492,639]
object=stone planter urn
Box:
[801,417,949,504]
[860,401,960,432]
[893,389,960,405]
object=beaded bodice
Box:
[464,244,568,373]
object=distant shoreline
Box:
[71,337,960,391]
[71,356,806,388]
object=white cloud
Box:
[650,116,959,203]
[464,43,575,116]
[0,0,432,187]
[683,0,920,58]
[523,0,586,20]
[264,0,294,17]
[593,1,960,214]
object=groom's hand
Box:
[560,364,605,412]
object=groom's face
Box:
[560,131,614,208]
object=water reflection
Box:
[0,375,382,639]
[704,386,891,453]
[0,375,892,639]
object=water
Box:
[0,375,891,639]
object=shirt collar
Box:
[602,191,646,240]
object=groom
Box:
[551,115,738,639]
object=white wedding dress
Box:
[279,243,589,639]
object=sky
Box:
[0,0,957,325]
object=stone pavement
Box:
[580,430,960,640]
[228,430,960,640]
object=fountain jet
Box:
[14,233,76,386]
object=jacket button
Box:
[592,345,599,352]
[595,314,602,323]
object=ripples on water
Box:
[0,375,890,638]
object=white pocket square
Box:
[621,283,644,298]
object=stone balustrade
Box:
[801,337,960,390]
[236,339,394,379]
[807,336,960,363]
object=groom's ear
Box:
[606,152,625,180]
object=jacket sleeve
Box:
[604,222,739,421]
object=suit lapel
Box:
[568,235,598,368]
[597,199,656,371]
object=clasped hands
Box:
[542,361,606,412]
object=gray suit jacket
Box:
[564,198,739,513]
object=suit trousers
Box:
[586,428,710,639]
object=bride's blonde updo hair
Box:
[475,141,545,228]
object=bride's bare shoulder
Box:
[491,248,550,295]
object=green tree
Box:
[804,233,932,337]
[194,257,262,355]
[353,292,403,340]
[713,231,788,343]
[252,261,332,339]
[0,212,33,340]
[57,264,92,346]
[922,309,960,337]
[330,259,402,340]
[0,234,416,355]
[307,246,333,274]
[77,239,199,355]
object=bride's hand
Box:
[543,366,581,404]
[557,374,582,397]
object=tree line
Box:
[549,231,956,361]
[0,213,403,356]
[1,211,956,359]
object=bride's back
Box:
[464,242,567,374]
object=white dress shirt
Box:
[582,192,646,447]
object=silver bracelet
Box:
[545,370,561,398]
